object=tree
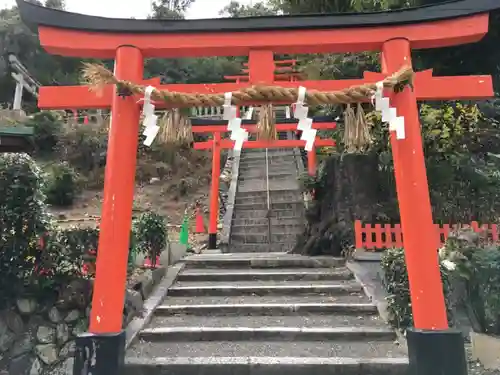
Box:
[45,0,65,10]
[219,1,277,17]
[151,0,195,19]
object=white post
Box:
[12,73,24,111]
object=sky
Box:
[0,0,255,19]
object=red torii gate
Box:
[225,59,305,83]
[16,0,498,374]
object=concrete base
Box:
[73,331,125,375]
[352,249,383,262]
[157,242,188,266]
[135,242,185,268]
[407,328,467,375]
[208,233,217,249]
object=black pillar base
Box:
[208,233,217,249]
[407,327,468,375]
[73,331,126,375]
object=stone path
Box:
[125,252,408,375]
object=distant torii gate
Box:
[194,57,335,249]
[192,120,336,249]
[17,0,498,374]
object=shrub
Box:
[381,247,454,332]
[439,231,500,335]
[24,111,64,154]
[57,124,108,172]
[44,162,80,206]
[133,211,168,266]
[39,226,99,281]
[0,153,52,304]
[298,172,318,194]
[45,224,139,278]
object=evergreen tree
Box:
[45,0,65,10]
[151,0,195,19]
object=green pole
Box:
[179,215,189,246]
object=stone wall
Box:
[0,267,166,375]
[0,280,90,375]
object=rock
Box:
[29,358,43,375]
[0,329,15,353]
[58,280,91,309]
[56,323,70,344]
[35,344,58,365]
[36,326,55,344]
[125,290,143,314]
[8,353,36,375]
[11,332,35,357]
[64,310,80,323]
[0,316,7,336]
[59,340,75,358]
[47,307,62,323]
[150,177,161,184]
[139,270,154,299]
[71,323,86,337]
[16,299,37,315]
[5,310,24,334]
[152,267,166,285]
[52,357,74,375]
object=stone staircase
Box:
[125,252,408,375]
[229,135,305,253]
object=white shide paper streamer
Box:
[293,86,316,151]
[141,85,160,147]
[373,82,405,140]
[223,92,248,150]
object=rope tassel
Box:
[257,104,277,140]
[158,109,193,146]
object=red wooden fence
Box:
[354,220,500,251]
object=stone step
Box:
[238,169,297,177]
[239,174,297,182]
[240,154,295,161]
[182,253,346,269]
[239,170,297,179]
[239,159,295,164]
[176,267,353,282]
[159,294,371,306]
[155,301,378,316]
[228,242,296,253]
[235,189,301,200]
[233,201,303,211]
[230,232,301,243]
[232,216,302,226]
[138,326,396,342]
[125,356,408,375]
[231,224,303,235]
[167,281,363,297]
[126,345,408,375]
[232,208,298,219]
[238,161,296,169]
[237,181,300,192]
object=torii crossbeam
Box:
[16,0,499,374]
